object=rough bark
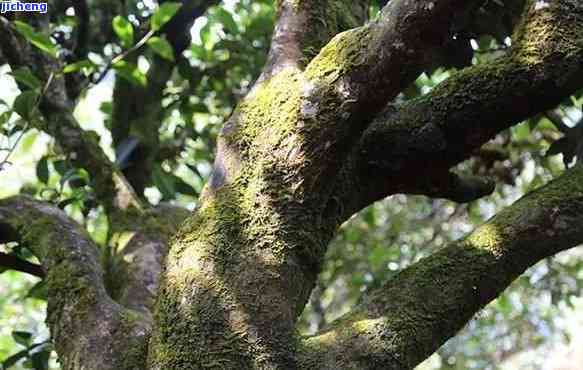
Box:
[147,0,487,368]
[334,0,583,218]
[108,205,190,319]
[0,197,149,370]
[2,0,583,369]
[300,163,583,369]
[262,0,370,76]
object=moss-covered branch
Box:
[335,0,583,217]
[147,1,494,368]
[0,196,149,370]
[256,0,486,203]
[304,0,483,112]
[107,204,189,319]
[300,164,583,369]
[262,0,369,76]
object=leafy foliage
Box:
[0,1,582,369]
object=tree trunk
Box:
[2,0,583,369]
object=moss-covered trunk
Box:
[5,1,583,370]
[148,66,340,368]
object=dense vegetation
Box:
[1,0,582,369]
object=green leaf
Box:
[2,349,28,369]
[20,130,38,153]
[12,331,32,347]
[214,8,238,34]
[151,2,182,31]
[27,280,48,300]
[53,160,69,176]
[63,60,96,75]
[10,67,42,89]
[147,36,175,61]
[11,245,33,260]
[58,197,77,210]
[511,122,531,141]
[189,44,207,61]
[13,21,58,58]
[31,349,50,370]
[113,61,147,87]
[36,156,49,183]
[174,176,198,197]
[100,102,113,115]
[152,166,176,200]
[0,111,12,126]
[190,102,208,113]
[112,16,134,48]
[200,22,212,48]
[13,90,39,120]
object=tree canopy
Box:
[1,0,583,369]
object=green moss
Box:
[228,67,303,151]
[297,1,369,64]
[305,26,373,82]
[118,310,149,370]
[109,206,182,240]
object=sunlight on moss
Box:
[465,224,504,255]
[351,317,384,332]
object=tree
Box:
[1,0,583,369]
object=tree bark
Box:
[2,0,583,369]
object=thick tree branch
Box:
[262,0,369,77]
[214,0,487,207]
[0,196,149,370]
[148,1,498,367]
[0,252,44,278]
[108,204,189,318]
[161,0,220,56]
[334,0,583,218]
[229,0,485,209]
[304,0,484,120]
[301,164,583,369]
[297,4,583,368]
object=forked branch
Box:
[302,163,583,369]
[0,196,149,370]
[333,0,583,218]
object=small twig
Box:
[112,29,155,65]
[0,72,55,171]
[0,124,28,170]
[86,29,156,90]
[0,252,45,278]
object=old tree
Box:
[1,0,583,368]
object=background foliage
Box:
[0,1,582,369]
